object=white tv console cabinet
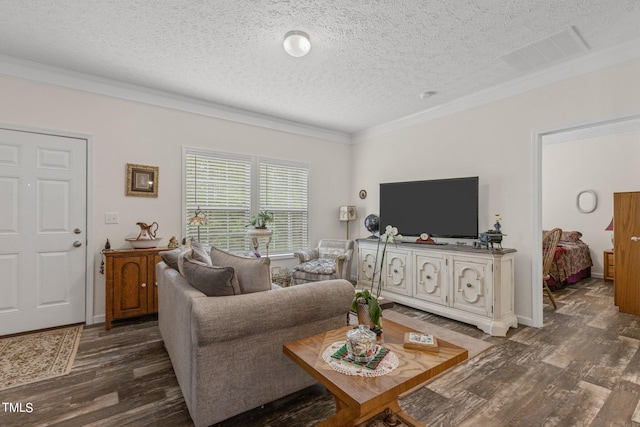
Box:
[357,239,517,336]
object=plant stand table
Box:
[246,227,272,256]
[283,319,468,426]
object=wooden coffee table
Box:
[283,319,468,426]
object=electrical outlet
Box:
[105,212,119,224]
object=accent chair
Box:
[291,239,354,285]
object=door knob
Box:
[632,237,640,242]
[74,228,82,234]
[73,241,82,247]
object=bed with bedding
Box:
[546,230,593,289]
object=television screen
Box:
[379,177,479,239]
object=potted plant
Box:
[352,225,401,330]
[247,211,274,229]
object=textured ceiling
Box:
[1,0,640,136]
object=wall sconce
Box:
[339,206,357,239]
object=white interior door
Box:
[0,128,87,336]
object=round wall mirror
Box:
[576,190,597,213]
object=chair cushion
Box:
[209,246,271,294]
[293,258,337,275]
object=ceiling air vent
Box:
[499,26,590,72]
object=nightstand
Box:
[603,250,614,282]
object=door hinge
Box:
[491,264,494,272]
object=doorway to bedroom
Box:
[540,117,640,319]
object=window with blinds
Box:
[259,159,309,253]
[185,152,252,252]
[184,150,309,255]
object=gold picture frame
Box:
[125,163,159,197]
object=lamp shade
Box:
[605,218,614,231]
[339,206,356,222]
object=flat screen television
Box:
[379,176,479,239]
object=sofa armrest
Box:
[191,279,354,347]
[294,248,319,264]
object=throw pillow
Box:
[181,258,240,296]
[177,240,213,276]
[190,240,213,265]
[210,246,271,294]
[159,248,181,270]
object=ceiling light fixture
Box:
[283,30,311,57]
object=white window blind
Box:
[184,150,309,255]
[185,151,251,252]
[259,159,309,254]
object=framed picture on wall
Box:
[126,163,159,197]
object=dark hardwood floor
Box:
[1,278,639,426]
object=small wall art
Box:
[126,163,159,197]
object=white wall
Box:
[351,59,640,325]
[0,75,351,322]
[542,131,640,276]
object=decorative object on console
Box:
[125,163,158,197]
[479,214,505,251]
[339,205,357,239]
[359,189,367,199]
[364,213,380,237]
[415,233,435,244]
[125,221,163,248]
[167,236,179,249]
[605,217,614,246]
[352,225,402,332]
[493,214,502,233]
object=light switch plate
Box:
[105,212,119,224]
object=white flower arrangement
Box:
[352,225,402,329]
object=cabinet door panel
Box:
[452,257,492,317]
[414,254,447,306]
[358,248,378,288]
[383,250,411,296]
[113,255,149,318]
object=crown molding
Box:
[351,37,640,143]
[0,54,351,144]
[2,35,639,146]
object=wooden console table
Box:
[104,247,166,330]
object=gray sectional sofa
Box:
[156,261,354,426]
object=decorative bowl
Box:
[125,237,163,249]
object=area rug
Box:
[0,324,83,391]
